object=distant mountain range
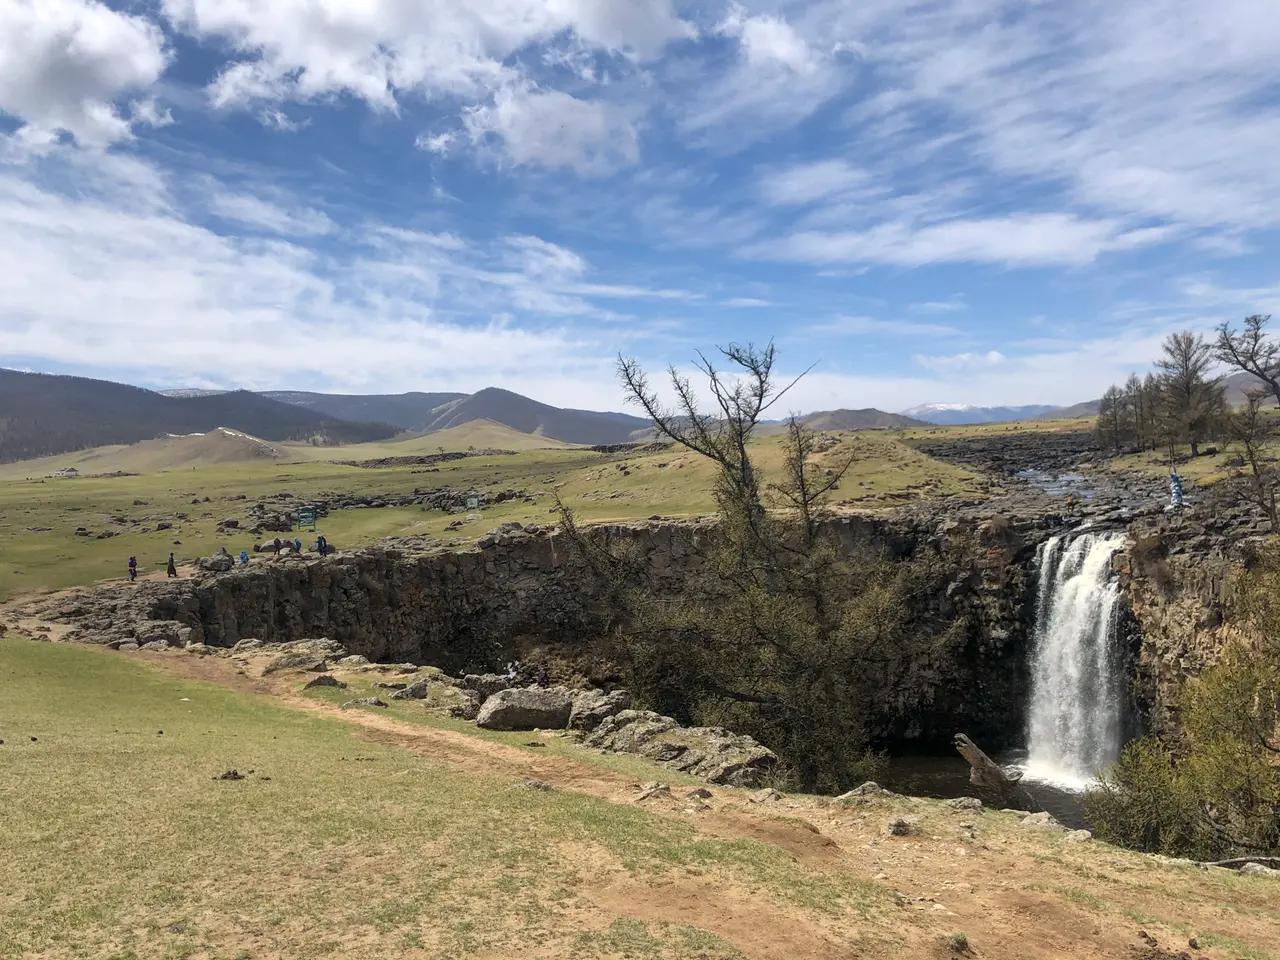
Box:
[900,402,1064,425]
[178,385,653,444]
[15,366,1278,465]
[0,370,396,464]
[786,408,925,431]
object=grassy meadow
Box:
[0,636,889,959]
[5,632,1280,959]
[0,423,995,602]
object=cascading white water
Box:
[1024,531,1127,789]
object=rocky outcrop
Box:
[1118,481,1271,734]
[907,429,1101,476]
[475,687,573,730]
[584,709,778,786]
[5,511,1067,749]
[568,688,631,731]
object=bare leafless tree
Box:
[1216,314,1280,407]
[617,342,810,534]
[1228,391,1279,529]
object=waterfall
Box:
[1024,531,1127,788]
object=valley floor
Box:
[2,635,1278,960]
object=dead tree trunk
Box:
[953,733,1023,794]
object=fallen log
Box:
[953,733,1023,794]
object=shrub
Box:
[1085,547,1280,859]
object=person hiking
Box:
[293,537,302,553]
[166,553,178,578]
[239,549,249,567]
[316,535,328,557]
[1169,469,1184,510]
[127,556,137,582]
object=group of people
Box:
[261,534,329,556]
[126,553,178,582]
[126,535,329,583]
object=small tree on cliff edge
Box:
[565,342,959,792]
[1156,330,1224,457]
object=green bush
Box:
[1085,547,1280,859]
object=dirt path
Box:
[6,584,1278,960]
[137,647,1280,960]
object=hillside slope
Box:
[800,408,924,430]
[262,390,467,431]
[0,370,397,462]
[423,387,648,445]
[2,428,282,476]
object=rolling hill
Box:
[0,370,398,463]
[419,387,649,445]
[798,408,925,430]
[0,427,284,477]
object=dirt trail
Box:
[141,648,1280,960]
[6,594,1279,960]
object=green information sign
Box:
[296,508,317,530]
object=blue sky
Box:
[1,0,1279,414]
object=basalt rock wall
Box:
[21,512,1060,749]
[1118,491,1271,735]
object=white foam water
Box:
[1023,531,1127,790]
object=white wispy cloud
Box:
[0,154,701,402]
[680,4,849,144]
[913,350,1006,374]
[758,159,877,207]
[750,213,1173,268]
[206,188,334,237]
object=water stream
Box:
[1022,531,1128,788]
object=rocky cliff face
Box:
[10,512,1059,751]
[1117,489,1271,735]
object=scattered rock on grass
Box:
[945,797,984,812]
[214,769,245,781]
[836,781,884,802]
[885,816,920,837]
[1019,811,1061,830]
[390,679,432,700]
[303,675,346,690]
[636,782,672,802]
[341,698,388,709]
[263,652,328,675]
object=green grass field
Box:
[0,427,991,602]
[0,637,886,959]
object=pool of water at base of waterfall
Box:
[880,749,1089,829]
